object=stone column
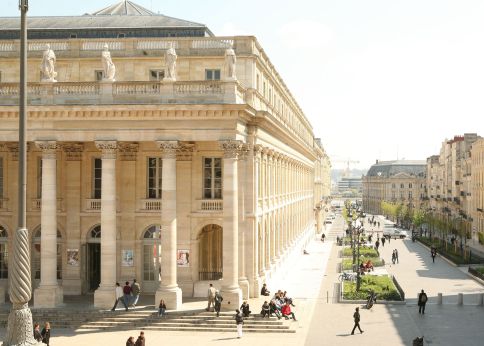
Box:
[94,141,117,308]
[34,141,63,307]
[155,141,182,310]
[220,140,243,309]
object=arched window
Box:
[198,224,222,280]
[0,225,8,279]
[32,227,62,280]
[90,225,101,239]
[143,225,161,281]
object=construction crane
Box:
[333,159,360,178]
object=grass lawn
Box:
[343,275,402,301]
[342,247,379,258]
[342,257,384,271]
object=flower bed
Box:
[469,266,484,280]
[342,257,384,271]
[343,275,403,301]
[342,247,379,258]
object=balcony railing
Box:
[140,199,162,211]
[197,199,223,212]
[86,199,101,211]
[199,270,223,281]
[31,198,64,211]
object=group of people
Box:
[33,322,50,345]
[359,260,374,273]
[126,331,145,346]
[112,279,141,311]
[260,287,297,321]
[391,249,399,264]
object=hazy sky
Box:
[3,0,484,169]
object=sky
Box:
[3,0,484,169]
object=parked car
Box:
[383,228,407,239]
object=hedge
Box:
[343,275,402,301]
[342,247,379,258]
[342,257,384,271]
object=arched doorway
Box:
[198,224,222,281]
[31,226,63,288]
[142,225,161,292]
[0,225,8,279]
[87,225,101,291]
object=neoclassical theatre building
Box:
[0,1,331,309]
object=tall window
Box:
[203,158,222,199]
[37,158,42,198]
[93,158,102,199]
[0,157,3,198]
[95,70,103,81]
[205,69,221,80]
[32,228,62,280]
[143,225,161,281]
[147,158,162,199]
[0,226,7,279]
[149,69,165,81]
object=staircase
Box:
[0,309,295,333]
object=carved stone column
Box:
[33,141,63,308]
[220,140,243,309]
[155,141,182,310]
[94,141,117,308]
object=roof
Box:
[366,160,426,178]
[0,1,209,34]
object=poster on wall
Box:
[121,249,134,267]
[67,249,79,266]
[177,249,190,267]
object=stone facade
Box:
[0,4,330,309]
[471,138,484,240]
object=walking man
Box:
[214,290,223,317]
[111,282,128,311]
[431,247,436,263]
[206,283,217,311]
[395,249,399,263]
[381,236,386,247]
[131,279,141,307]
[351,307,364,334]
[235,309,244,338]
[375,239,380,252]
[123,281,132,308]
[418,289,428,314]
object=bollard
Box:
[458,293,463,306]
[479,293,484,306]
[437,293,443,305]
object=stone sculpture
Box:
[224,45,237,80]
[164,45,177,81]
[101,44,116,81]
[40,44,57,82]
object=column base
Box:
[33,285,63,308]
[94,285,115,309]
[3,306,42,346]
[220,287,242,311]
[155,286,182,310]
[238,277,250,300]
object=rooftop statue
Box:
[101,44,116,81]
[40,44,57,82]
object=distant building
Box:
[337,177,362,195]
[471,138,484,239]
[362,160,427,215]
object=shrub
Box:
[478,232,484,245]
[342,257,384,271]
[342,247,379,258]
[343,275,402,301]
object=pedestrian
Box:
[375,239,380,252]
[387,235,391,244]
[260,283,270,296]
[206,283,217,311]
[395,249,399,263]
[123,281,132,308]
[235,309,244,338]
[131,279,141,307]
[214,290,223,317]
[126,336,135,346]
[261,301,270,318]
[33,323,42,342]
[350,307,363,335]
[381,237,386,247]
[240,300,251,317]
[158,298,167,318]
[281,302,297,321]
[135,331,145,346]
[321,233,326,242]
[391,250,396,264]
[418,289,428,314]
[111,282,128,311]
[41,322,51,346]
[431,247,436,263]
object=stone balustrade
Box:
[197,199,223,212]
[0,80,242,105]
[139,199,162,211]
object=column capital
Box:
[118,142,139,161]
[62,142,84,161]
[35,140,59,159]
[220,140,244,159]
[157,140,179,159]
[95,140,117,159]
[177,143,195,161]
[6,142,31,161]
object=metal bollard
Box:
[437,293,443,305]
[458,293,463,305]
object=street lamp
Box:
[3,1,40,345]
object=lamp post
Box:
[3,1,41,345]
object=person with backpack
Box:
[235,309,244,338]
[418,289,428,314]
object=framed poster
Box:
[67,249,79,266]
[177,249,190,267]
[121,249,134,267]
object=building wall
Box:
[471,138,484,239]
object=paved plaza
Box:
[1,215,483,345]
